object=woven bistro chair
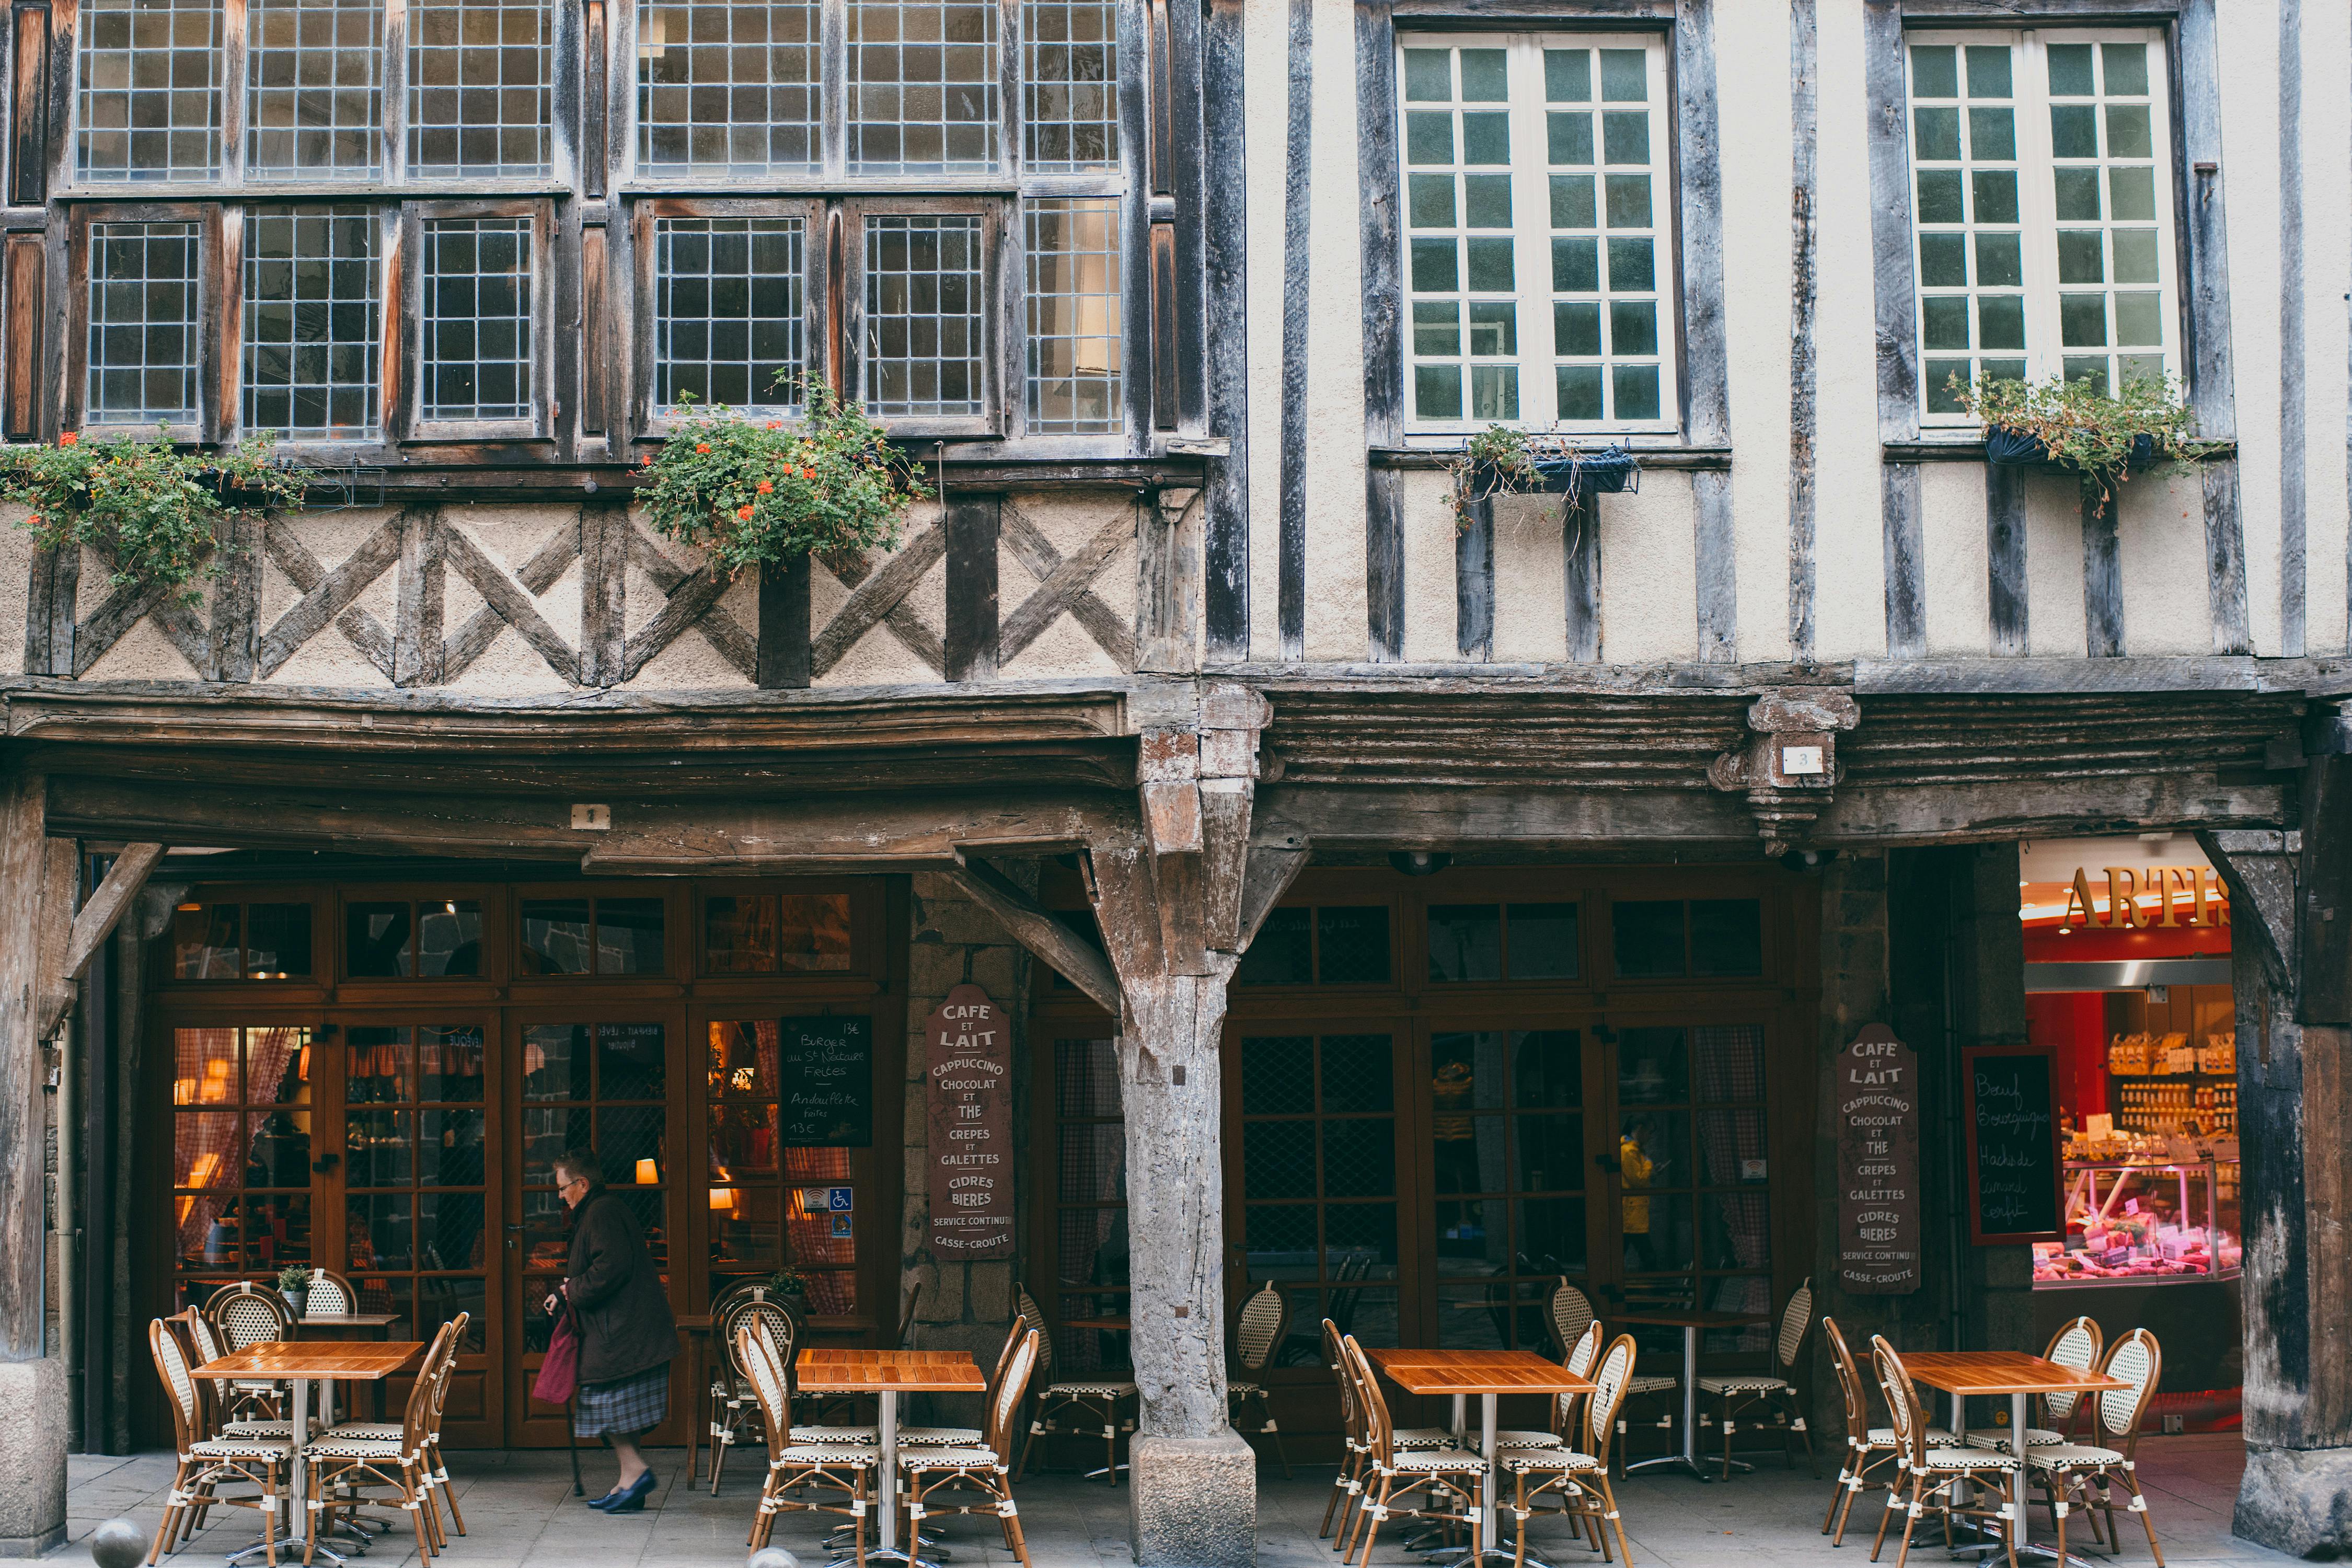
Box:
[208,1282,297,1426]
[1500,1331,1640,1567]
[1338,1334,1484,1568]
[740,1318,879,1565]
[1227,1282,1294,1478]
[2023,1328,2166,1567]
[711,1289,804,1492]
[897,1317,1024,1448]
[1866,1337,2022,1568]
[1819,1318,1955,1544]
[1696,1276,1817,1478]
[302,1322,457,1563]
[1548,1280,1597,1361]
[315,1312,471,1541]
[1013,1284,1138,1484]
[296,1269,362,1319]
[895,1328,1043,1568]
[1320,1319,1454,1548]
[148,1317,297,1566]
[897,1281,925,1350]
[1966,1316,2106,1457]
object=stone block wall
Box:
[898,868,1035,1427]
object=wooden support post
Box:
[756,552,813,689]
[36,844,164,1043]
[1455,492,1494,662]
[1564,477,1600,662]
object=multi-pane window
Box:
[87,221,202,425]
[1026,199,1121,434]
[421,217,534,423]
[863,214,984,419]
[408,0,552,176]
[245,0,384,177]
[243,206,382,439]
[77,0,222,180]
[652,216,806,414]
[635,0,820,174]
[1428,1028,1585,1349]
[1399,34,1673,433]
[171,1025,314,1303]
[848,0,998,172]
[1023,0,1115,170]
[343,1024,490,1344]
[1906,30,2178,421]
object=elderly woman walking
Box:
[546,1147,678,1512]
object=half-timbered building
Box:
[0,0,2346,1560]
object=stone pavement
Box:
[61,1433,2283,1567]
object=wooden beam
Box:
[1455,492,1494,661]
[1788,0,1818,664]
[943,493,1001,683]
[1565,479,1600,661]
[0,769,64,1359]
[1882,464,1925,658]
[2081,490,2125,658]
[1986,463,2028,656]
[944,850,1122,1012]
[1201,0,1250,662]
[1276,0,1313,662]
[1674,0,1734,663]
[1237,840,1308,949]
[2176,0,2250,655]
[36,842,163,1041]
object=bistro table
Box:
[1364,1348,1596,1568]
[795,1348,987,1568]
[1615,1309,1769,1480]
[294,1316,403,1418]
[1898,1351,2130,1566]
[191,1340,426,1567]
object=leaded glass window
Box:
[1025,198,1121,434]
[653,215,806,415]
[244,0,383,177]
[635,0,820,173]
[420,217,533,422]
[408,0,553,176]
[242,205,381,438]
[862,213,984,418]
[76,0,222,180]
[87,220,202,425]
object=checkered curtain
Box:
[172,1026,304,1266]
[1693,1025,1769,1343]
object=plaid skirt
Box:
[574,1365,671,1437]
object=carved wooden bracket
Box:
[1708,688,1860,855]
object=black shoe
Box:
[601,1472,658,1514]
[585,1486,627,1509]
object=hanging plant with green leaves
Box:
[1443,425,1640,533]
[637,378,928,577]
[1953,371,2224,516]
[1,426,307,602]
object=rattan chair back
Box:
[1235,1282,1288,1376]
[2041,1315,2105,1427]
[1340,1336,1398,1467]
[1774,1277,1815,1369]
[1583,1333,1638,1463]
[1822,1317,1868,1445]
[738,1319,795,1452]
[1870,1336,1928,1468]
[1322,1319,1358,1441]
[150,1318,209,1451]
[211,1281,293,1349]
[987,1329,1042,1455]
[2094,1329,2162,1454]
[897,1281,924,1349]
[301,1268,360,1318]
[1549,1278,1596,1362]
[426,1312,469,1428]
[723,1293,799,1386]
[1014,1282,1055,1376]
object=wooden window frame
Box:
[839,193,1006,439]
[398,196,555,441]
[628,193,827,438]
[63,201,226,443]
[1391,29,1680,441]
[1901,24,2183,429]
[220,199,402,447]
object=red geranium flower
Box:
[756,480,773,494]
[58,432,77,446]
[695,443,711,454]
[736,505,755,520]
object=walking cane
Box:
[568,1394,584,1495]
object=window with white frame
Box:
[419,216,536,423]
[77,0,223,181]
[87,220,203,424]
[1397,32,1674,436]
[1906,29,2178,422]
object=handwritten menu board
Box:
[1836,1024,1922,1294]
[1964,1045,2063,1244]
[779,1015,872,1147]
[924,984,1014,1259]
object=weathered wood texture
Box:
[1276,0,1313,661]
[1356,0,1404,663]
[38,842,163,1042]
[1986,464,2028,656]
[756,552,813,689]
[0,770,65,1359]
[22,546,76,677]
[2176,0,2249,654]
[4,233,46,440]
[1201,0,1249,662]
[1787,0,1818,663]
[1881,464,1924,659]
[1456,493,1494,661]
[944,852,1120,1011]
[1674,1,1735,662]
[2081,492,2125,658]
[1137,491,1203,674]
[2274,0,2304,656]
[944,493,1001,683]
[1565,481,1600,662]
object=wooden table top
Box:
[1898,1351,2130,1397]
[1365,1347,1596,1397]
[794,1348,985,1393]
[193,1343,426,1381]
[297,1315,402,1329]
[1613,1310,1770,1329]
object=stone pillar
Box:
[2203,779,2352,1557]
[0,770,68,1555]
[898,870,1028,1426]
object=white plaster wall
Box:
[1399,470,1455,663]
[2296,0,2351,653]
[2217,0,2284,655]
[1919,464,1989,657]
[1806,0,1888,663]
[1715,0,1796,664]
[2114,468,2217,655]
[1491,492,1566,663]
[1300,0,1368,662]
[997,490,1135,681]
[2021,471,2088,658]
[0,511,31,677]
[815,498,949,687]
[1243,0,1287,661]
[1602,475,1699,663]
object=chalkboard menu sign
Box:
[1963,1045,2063,1244]
[779,1015,872,1146]
[1836,1024,1922,1294]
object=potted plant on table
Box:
[1954,371,2222,518]
[0,425,306,600]
[277,1263,311,1318]
[636,378,928,581]
[1445,426,1640,533]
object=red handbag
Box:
[534,1304,581,1405]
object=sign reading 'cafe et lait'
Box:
[1837,1024,1922,1294]
[924,983,1015,1259]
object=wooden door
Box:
[319,1013,505,1446]
[503,1006,692,1446]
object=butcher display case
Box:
[2032,1152,2241,1287]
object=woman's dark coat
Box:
[565,1186,678,1386]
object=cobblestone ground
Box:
[65,1433,2279,1568]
